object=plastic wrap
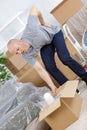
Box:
[16,83,50,110]
[0,80,16,105]
[23,100,40,124]
[17,82,37,102]
[0,95,18,119]
[0,103,27,130]
[0,79,18,119]
[0,99,40,130]
[36,86,50,96]
[0,79,50,130]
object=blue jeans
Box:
[40,30,87,85]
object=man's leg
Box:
[52,30,87,84]
[40,44,68,85]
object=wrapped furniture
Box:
[0,79,50,130]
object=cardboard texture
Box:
[16,64,31,78]
[58,80,79,97]
[9,54,27,71]
[6,51,30,75]
[18,67,46,87]
[51,0,83,24]
[5,59,19,74]
[39,80,83,130]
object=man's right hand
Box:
[43,22,51,28]
[51,86,58,97]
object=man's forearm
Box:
[38,11,46,26]
[38,10,51,27]
[33,61,57,92]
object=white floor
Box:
[66,81,87,130]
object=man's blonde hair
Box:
[7,39,18,47]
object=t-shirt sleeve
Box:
[27,15,40,28]
[22,54,37,66]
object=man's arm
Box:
[29,6,50,27]
[33,60,57,94]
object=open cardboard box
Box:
[39,80,83,130]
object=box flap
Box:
[60,80,79,97]
[39,98,61,121]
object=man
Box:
[7,6,87,94]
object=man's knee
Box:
[60,56,72,65]
[45,64,56,72]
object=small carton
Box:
[39,80,82,130]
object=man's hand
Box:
[43,22,51,28]
[30,6,50,27]
[51,86,58,97]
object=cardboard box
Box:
[39,80,83,130]
[6,51,28,71]
[51,0,83,24]
[18,67,46,87]
[16,64,31,78]
[8,54,27,71]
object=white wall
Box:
[0,0,35,28]
[0,0,63,28]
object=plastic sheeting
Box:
[0,95,18,119]
[0,79,50,130]
[0,80,16,105]
[0,104,27,130]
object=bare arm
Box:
[33,60,57,94]
[30,6,50,27]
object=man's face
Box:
[8,43,26,54]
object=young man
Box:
[7,7,87,94]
